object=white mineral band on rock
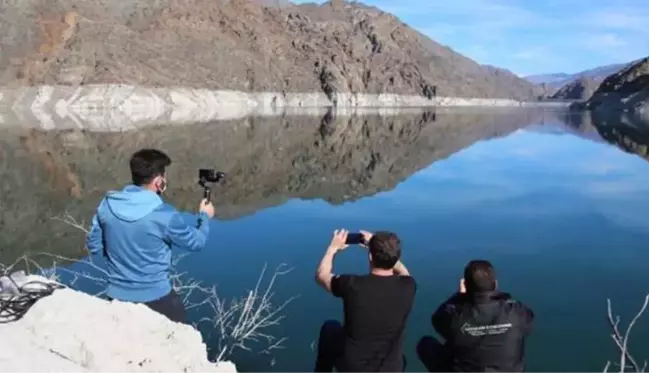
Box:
[0,85,570,132]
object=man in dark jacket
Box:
[418,260,534,372]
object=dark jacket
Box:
[431,291,534,372]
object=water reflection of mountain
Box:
[0,109,592,263]
[590,111,649,161]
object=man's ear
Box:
[154,175,166,192]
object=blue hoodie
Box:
[85,185,210,302]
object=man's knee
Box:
[418,336,437,355]
[146,290,188,324]
[318,320,344,351]
[417,336,447,372]
[320,320,342,333]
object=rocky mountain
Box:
[550,77,600,101]
[1,109,570,264]
[587,56,649,114]
[525,61,634,91]
[0,0,539,100]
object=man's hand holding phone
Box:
[359,230,373,247]
[328,229,350,253]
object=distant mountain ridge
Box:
[550,77,600,101]
[525,73,573,85]
[526,59,644,100]
[525,61,635,89]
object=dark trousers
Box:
[417,336,451,372]
[315,320,345,372]
[314,320,407,372]
[144,289,188,324]
[108,289,188,325]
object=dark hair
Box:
[129,149,171,186]
[464,260,497,293]
[368,231,401,270]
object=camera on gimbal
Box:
[198,169,225,202]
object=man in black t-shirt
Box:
[314,229,416,372]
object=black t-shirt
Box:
[331,274,417,372]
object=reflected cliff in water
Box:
[590,111,649,161]
[0,108,623,263]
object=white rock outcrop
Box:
[0,84,570,132]
[0,284,236,372]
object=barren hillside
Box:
[0,0,539,100]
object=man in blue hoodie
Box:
[85,148,215,324]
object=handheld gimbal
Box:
[198,169,225,202]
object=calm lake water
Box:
[1,108,648,371]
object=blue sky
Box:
[292,0,649,76]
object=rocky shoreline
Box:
[0,85,570,131]
[0,274,237,372]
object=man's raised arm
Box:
[315,229,349,293]
[166,199,215,252]
[392,260,411,276]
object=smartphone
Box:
[345,233,366,245]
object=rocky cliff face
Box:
[0,0,539,100]
[587,56,649,114]
[551,77,600,101]
[1,109,566,264]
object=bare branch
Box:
[185,262,298,361]
[51,213,89,234]
[605,295,649,372]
